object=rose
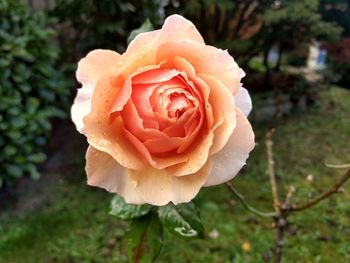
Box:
[71,15,255,206]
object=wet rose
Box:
[71,15,255,206]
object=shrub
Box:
[323,38,350,88]
[50,0,164,59]
[0,1,69,188]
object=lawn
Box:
[0,86,349,263]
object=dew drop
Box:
[187,166,193,173]
[97,140,108,147]
[131,180,138,187]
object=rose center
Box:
[167,92,193,118]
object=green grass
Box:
[0,87,349,263]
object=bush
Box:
[50,0,164,59]
[323,38,350,88]
[0,1,69,188]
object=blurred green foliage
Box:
[320,0,350,87]
[49,0,347,91]
[261,0,341,71]
[0,0,69,187]
[166,0,342,68]
[50,0,165,59]
[320,0,350,36]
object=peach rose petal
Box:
[161,108,195,137]
[121,99,166,141]
[127,14,204,59]
[84,74,146,170]
[71,82,93,132]
[176,116,201,153]
[120,30,160,75]
[161,57,215,131]
[192,76,214,129]
[156,39,245,94]
[125,130,194,170]
[86,146,144,204]
[172,56,196,78]
[204,108,255,186]
[124,128,189,169]
[121,100,191,168]
[143,136,184,154]
[198,73,237,155]
[132,68,180,84]
[72,49,121,132]
[235,86,252,117]
[109,78,132,117]
[122,128,157,167]
[128,159,212,206]
[158,15,205,45]
[121,14,204,77]
[131,83,160,129]
[76,49,121,86]
[165,129,214,176]
[108,65,163,118]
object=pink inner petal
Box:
[132,68,180,84]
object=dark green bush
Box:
[51,0,164,59]
[0,1,69,187]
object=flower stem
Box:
[226,183,277,218]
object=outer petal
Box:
[198,73,237,155]
[156,40,245,94]
[72,49,121,132]
[119,15,204,76]
[235,86,252,117]
[126,14,204,57]
[86,146,144,204]
[76,49,121,86]
[157,14,204,45]
[204,108,255,186]
[84,74,146,170]
[129,160,212,206]
[71,82,93,132]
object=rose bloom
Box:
[71,15,255,206]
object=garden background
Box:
[0,0,349,262]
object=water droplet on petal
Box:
[131,180,138,187]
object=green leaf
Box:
[127,18,154,45]
[27,164,40,180]
[124,213,163,263]
[157,202,204,239]
[5,165,23,178]
[48,107,67,118]
[26,97,40,115]
[110,195,152,220]
[28,153,46,163]
[3,145,17,156]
